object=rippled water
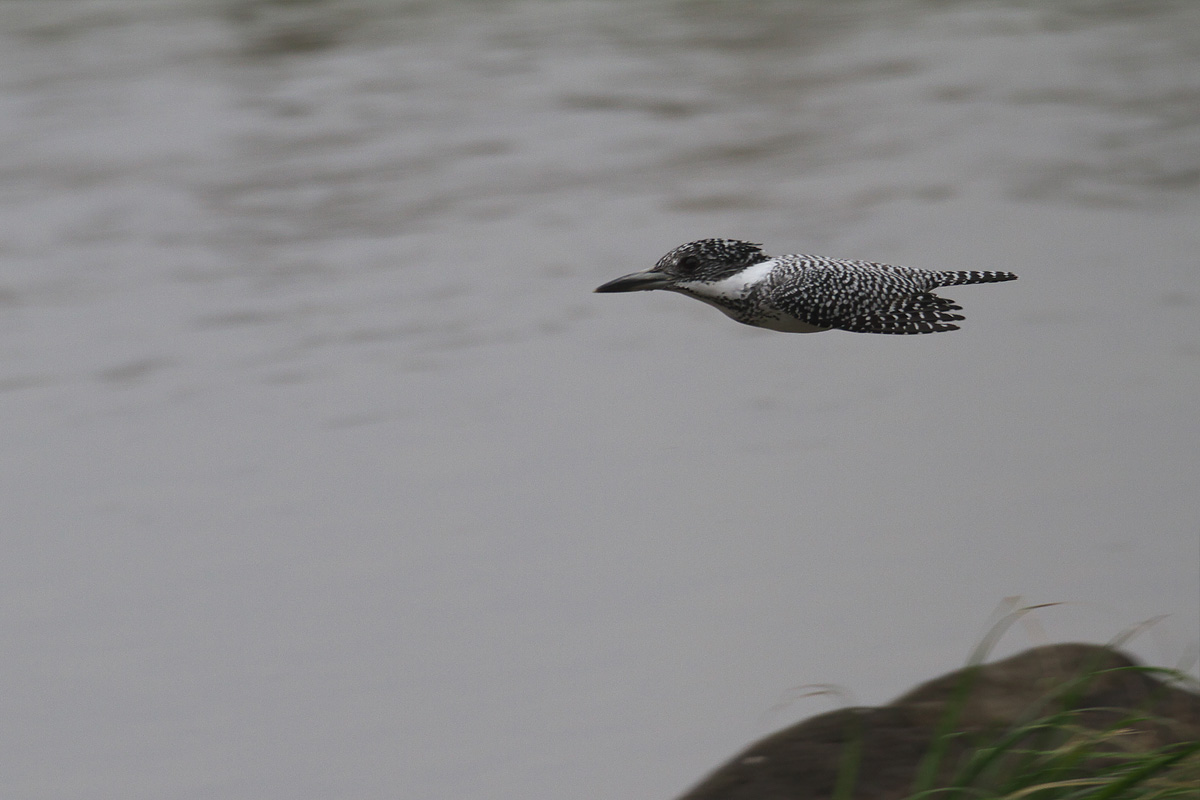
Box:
[2,1,1198,798]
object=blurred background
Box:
[1,1,1197,798]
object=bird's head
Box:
[594,239,770,293]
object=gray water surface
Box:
[2,2,1198,798]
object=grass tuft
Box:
[900,601,1200,800]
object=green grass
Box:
[900,602,1200,800]
[906,689,1200,800]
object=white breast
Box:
[672,260,830,333]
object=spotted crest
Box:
[654,239,771,283]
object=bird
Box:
[594,239,1017,334]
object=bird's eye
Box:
[677,255,701,272]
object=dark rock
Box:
[676,644,1200,800]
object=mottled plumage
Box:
[595,239,1017,334]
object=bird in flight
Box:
[595,239,1017,334]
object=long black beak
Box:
[594,270,672,293]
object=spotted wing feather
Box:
[836,291,967,334]
[765,257,943,333]
[765,256,1009,335]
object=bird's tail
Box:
[934,270,1018,287]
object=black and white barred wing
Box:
[770,257,979,335]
